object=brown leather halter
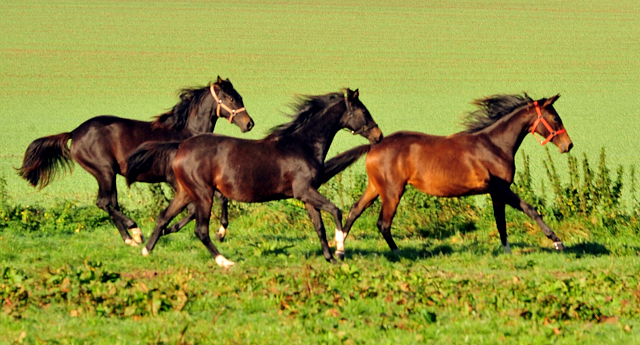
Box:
[530,100,566,145]
[210,84,246,123]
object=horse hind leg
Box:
[92,171,140,246]
[340,181,380,260]
[377,187,404,253]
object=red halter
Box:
[530,101,566,146]
[210,84,246,124]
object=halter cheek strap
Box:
[530,100,566,145]
[210,84,246,124]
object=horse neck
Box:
[290,102,345,163]
[484,106,537,158]
[183,93,216,135]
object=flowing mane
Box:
[152,86,210,131]
[461,93,533,133]
[265,92,344,139]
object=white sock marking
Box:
[142,247,149,257]
[125,239,139,247]
[130,227,143,244]
[335,228,345,253]
[217,225,227,239]
[215,255,235,268]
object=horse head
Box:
[529,94,572,153]
[210,76,254,133]
[342,88,383,144]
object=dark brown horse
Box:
[126,89,383,267]
[324,94,572,259]
[18,77,254,246]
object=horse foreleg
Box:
[497,185,564,250]
[489,196,511,254]
[304,203,335,264]
[215,191,229,242]
[297,186,343,263]
[142,191,191,256]
[163,203,196,235]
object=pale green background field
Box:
[1,0,638,206]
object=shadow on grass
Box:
[564,242,610,257]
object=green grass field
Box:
[1,0,640,343]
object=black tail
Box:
[18,132,73,189]
[126,141,181,186]
[321,145,371,184]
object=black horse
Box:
[18,77,254,246]
[126,89,383,267]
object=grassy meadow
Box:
[1,0,640,343]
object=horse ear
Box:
[217,76,223,84]
[543,94,560,107]
[353,88,359,99]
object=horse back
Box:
[366,131,494,197]
[70,115,189,175]
[173,134,316,203]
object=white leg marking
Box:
[125,239,139,247]
[142,247,149,257]
[215,255,235,268]
[130,227,144,244]
[503,242,512,254]
[553,241,565,250]
[217,225,227,239]
[335,228,345,253]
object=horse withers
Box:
[323,94,572,258]
[18,77,254,246]
[126,89,383,268]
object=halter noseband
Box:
[530,100,566,146]
[210,84,246,124]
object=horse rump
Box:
[18,132,73,189]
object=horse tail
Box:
[322,145,371,184]
[126,141,181,186]
[18,132,73,189]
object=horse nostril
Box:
[567,142,573,152]
[246,120,254,132]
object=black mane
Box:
[461,94,533,133]
[265,92,344,139]
[152,79,239,131]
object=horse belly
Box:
[411,162,490,198]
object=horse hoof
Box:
[215,255,235,268]
[503,243,512,254]
[130,228,144,244]
[335,250,345,261]
[124,239,139,247]
[142,247,149,257]
[553,241,565,251]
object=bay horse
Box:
[323,94,572,259]
[125,89,383,267]
[18,77,254,246]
